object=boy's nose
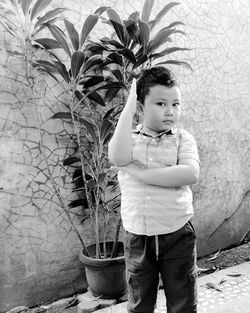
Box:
[165,108,174,116]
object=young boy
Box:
[108,67,200,313]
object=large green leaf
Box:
[33,17,60,37]
[128,11,139,21]
[133,54,148,69]
[51,112,72,119]
[174,30,186,37]
[84,76,104,89]
[85,41,108,54]
[63,156,81,166]
[71,50,85,79]
[147,28,175,54]
[89,82,125,94]
[53,61,70,83]
[105,52,123,66]
[0,19,18,40]
[164,21,185,29]
[32,61,60,84]
[34,38,62,50]
[106,8,124,44]
[100,38,124,49]
[79,14,99,48]
[93,6,109,15]
[105,87,120,102]
[81,82,124,106]
[87,91,105,106]
[64,18,79,51]
[154,59,192,71]
[100,118,113,142]
[32,60,57,72]
[46,23,71,57]
[68,199,88,209]
[124,18,139,44]
[82,55,103,74]
[34,8,67,30]
[30,0,52,22]
[138,18,149,53]
[150,47,191,60]
[141,0,155,22]
[150,2,180,31]
[72,168,83,179]
[74,90,84,102]
[117,48,136,64]
[103,106,119,119]
[21,0,33,16]
[110,69,123,81]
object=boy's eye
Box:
[157,102,166,106]
[173,102,179,107]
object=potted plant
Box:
[32,8,128,299]
[0,0,126,300]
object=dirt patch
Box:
[197,241,250,276]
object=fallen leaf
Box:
[205,282,223,292]
[207,250,221,261]
[226,273,242,277]
[197,266,217,275]
[219,279,227,284]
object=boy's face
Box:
[141,85,181,133]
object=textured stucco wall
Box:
[0,0,250,311]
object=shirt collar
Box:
[133,124,174,138]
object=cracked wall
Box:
[0,0,250,311]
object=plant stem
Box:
[110,217,122,258]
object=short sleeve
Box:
[177,129,200,163]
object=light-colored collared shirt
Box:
[118,126,200,236]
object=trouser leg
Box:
[124,231,159,313]
[159,221,197,313]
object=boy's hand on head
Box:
[124,78,137,115]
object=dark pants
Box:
[124,221,197,313]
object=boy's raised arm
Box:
[108,79,137,166]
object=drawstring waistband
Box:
[155,235,159,259]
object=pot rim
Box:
[79,241,125,266]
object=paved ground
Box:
[94,262,250,313]
[11,243,249,313]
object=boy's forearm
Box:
[140,165,199,187]
[108,109,134,166]
[108,78,137,166]
[118,162,199,187]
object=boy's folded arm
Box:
[140,159,200,187]
[116,159,199,187]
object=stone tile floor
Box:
[95,262,250,313]
[197,275,250,313]
[154,269,250,313]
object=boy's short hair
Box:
[136,66,179,104]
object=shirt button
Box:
[147,196,150,200]
[149,158,153,162]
